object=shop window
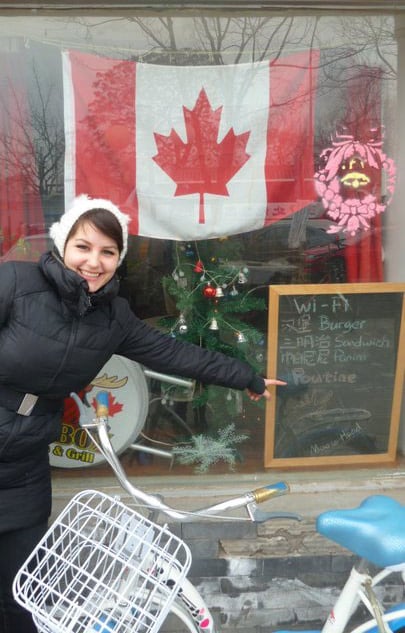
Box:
[0,11,401,474]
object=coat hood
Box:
[39,251,120,317]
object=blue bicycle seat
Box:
[316,495,405,568]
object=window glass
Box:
[0,12,401,474]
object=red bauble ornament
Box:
[203,284,216,298]
[194,260,204,273]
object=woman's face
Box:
[64,221,120,292]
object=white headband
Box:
[50,194,130,265]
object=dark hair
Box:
[67,208,123,253]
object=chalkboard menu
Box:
[265,283,405,468]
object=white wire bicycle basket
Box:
[13,489,192,633]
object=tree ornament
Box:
[230,286,239,296]
[178,313,188,334]
[215,287,224,298]
[194,260,204,273]
[176,269,187,288]
[203,284,216,298]
[238,271,247,284]
[185,243,195,257]
[236,331,247,343]
[209,317,219,330]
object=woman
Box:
[0,194,285,632]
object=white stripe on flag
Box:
[135,61,270,239]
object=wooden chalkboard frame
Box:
[265,283,405,468]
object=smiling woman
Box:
[0,191,282,631]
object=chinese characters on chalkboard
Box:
[265,284,405,468]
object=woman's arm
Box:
[116,305,285,396]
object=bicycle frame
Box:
[320,562,405,633]
[269,563,405,633]
[171,575,217,632]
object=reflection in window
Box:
[0,13,400,473]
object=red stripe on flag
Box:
[68,52,138,233]
[265,50,319,226]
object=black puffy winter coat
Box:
[0,252,264,532]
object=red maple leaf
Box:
[153,88,251,224]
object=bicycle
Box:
[13,390,298,633]
[13,392,405,633]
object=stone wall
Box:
[163,517,404,632]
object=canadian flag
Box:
[63,50,319,240]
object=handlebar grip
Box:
[95,391,109,418]
[252,481,289,504]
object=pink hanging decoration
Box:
[314,130,396,237]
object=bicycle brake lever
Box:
[247,501,302,523]
[70,392,98,428]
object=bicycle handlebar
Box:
[71,390,301,524]
[94,389,109,417]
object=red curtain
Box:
[0,51,44,256]
[344,215,383,282]
[342,67,384,282]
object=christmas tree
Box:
[158,238,267,451]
